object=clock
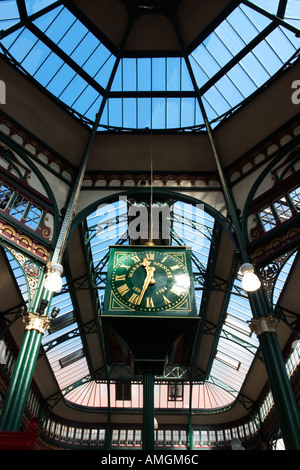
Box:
[103,246,197,317]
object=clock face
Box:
[110,249,191,313]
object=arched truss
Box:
[36,192,263,412]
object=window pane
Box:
[10,195,28,220]
[0,183,13,209]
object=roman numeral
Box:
[146,253,154,260]
[120,264,131,270]
[170,264,180,270]
[129,293,139,305]
[115,274,126,281]
[146,297,154,308]
[131,255,141,263]
[117,284,130,296]
[170,286,183,296]
[163,295,171,304]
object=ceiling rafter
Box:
[26,22,106,96]
[242,0,299,35]
[0,0,63,40]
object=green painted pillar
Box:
[105,421,112,450]
[249,290,300,450]
[188,416,193,450]
[0,312,50,431]
[142,369,155,450]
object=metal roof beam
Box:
[242,0,300,36]
[199,22,277,96]
[0,1,63,40]
[26,22,106,96]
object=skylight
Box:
[1,1,299,129]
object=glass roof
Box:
[1,1,299,129]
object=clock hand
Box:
[137,263,155,305]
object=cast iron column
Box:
[0,108,102,431]
[142,368,155,450]
[249,289,300,449]
[0,286,51,431]
[198,91,300,450]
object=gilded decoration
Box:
[0,114,74,180]
[2,244,42,300]
[250,315,279,337]
[22,312,51,334]
[250,224,300,265]
[0,218,50,261]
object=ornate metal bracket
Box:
[250,315,279,337]
[22,312,51,334]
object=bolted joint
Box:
[250,315,279,337]
[22,312,51,334]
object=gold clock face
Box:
[111,250,191,313]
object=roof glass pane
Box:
[49,73,92,113]
[2,26,36,64]
[246,0,280,15]
[0,0,20,31]
[101,96,203,130]
[208,281,258,396]
[42,279,90,391]
[203,23,300,120]
[190,4,271,89]
[5,249,28,303]
[32,4,65,37]
[33,6,115,89]
[0,18,106,122]
[272,252,297,306]
[138,98,151,128]
[285,0,300,28]
[112,57,194,93]
[25,0,58,16]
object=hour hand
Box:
[142,258,155,284]
[137,266,155,305]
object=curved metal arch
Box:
[278,150,300,181]
[241,136,300,245]
[0,133,61,243]
[271,249,299,306]
[0,144,28,179]
[0,240,45,311]
[70,188,236,247]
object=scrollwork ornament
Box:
[3,244,42,300]
[260,250,297,301]
[261,262,279,281]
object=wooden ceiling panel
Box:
[88,133,215,172]
[71,0,129,49]
[124,14,180,51]
[177,0,233,47]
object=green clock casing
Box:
[102,245,197,317]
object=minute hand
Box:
[137,267,155,305]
